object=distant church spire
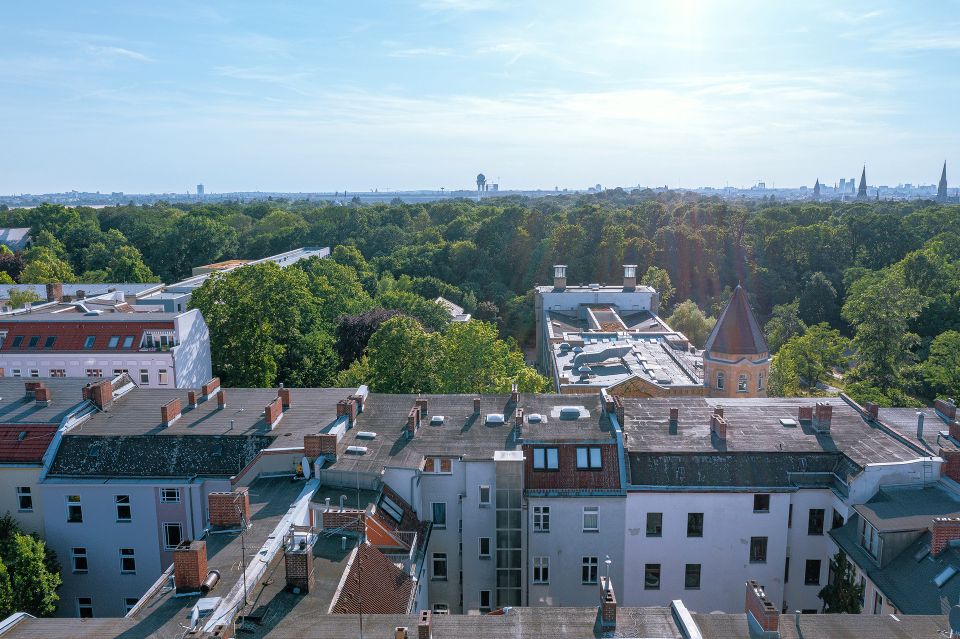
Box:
[938,162,948,200]
[857,166,867,199]
[813,178,821,198]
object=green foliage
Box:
[376,290,450,332]
[798,271,840,327]
[641,266,675,310]
[764,300,806,353]
[666,300,716,349]
[768,323,848,395]
[7,288,41,309]
[0,562,12,618]
[920,330,960,400]
[818,551,863,614]
[20,247,76,283]
[0,514,61,618]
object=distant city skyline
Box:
[2,1,959,193]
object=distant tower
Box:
[938,162,948,200]
[476,173,486,200]
[857,166,867,199]
[197,184,205,197]
[813,179,821,199]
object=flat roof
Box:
[554,334,702,390]
[0,378,91,424]
[853,485,960,532]
[619,397,924,467]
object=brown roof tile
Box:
[704,285,768,355]
[331,544,414,615]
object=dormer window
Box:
[858,518,882,561]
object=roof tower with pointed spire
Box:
[857,166,867,199]
[813,179,821,198]
[938,162,948,200]
[704,285,768,356]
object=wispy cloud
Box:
[870,26,960,52]
[825,9,885,25]
[86,45,153,62]
[388,46,457,58]
[418,0,501,12]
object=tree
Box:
[334,308,402,367]
[842,270,924,391]
[7,288,40,309]
[162,215,239,281]
[282,329,340,387]
[105,245,158,282]
[473,301,500,324]
[921,330,960,400]
[769,323,848,394]
[19,247,76,283]
[0,250,25,282]
[436,321,550,393]
[356,316,438,393]
[0,562,12,618]
[641,266,675,310]
[376,290,450,332]
[296,257,373,327]
[7,533,61,617]
[666,300,716,348]
[818,551,863,614]
[798,271,840,327]
[765,300,806,353]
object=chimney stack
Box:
[279,386,292,409]
[932,517,960,556]
[336,399,357,424]
[865,402,879,420]
[515,407,524,430]
[173,541,208,593]
[161,398,182,427]
[813,402,832,433]
[208,488,250,529]
[553,265,567,291]
[711,414,727,440]
[917,412,925,439]
[622,264,637,290]
[510,383,519,405]
[415,396,429,416]
[599,576,617,630]
[217,388,227,409]
[349,393,365,414]
[473,397,481,414]
[744,580,779,634]
[613,395,625,426]
[45,283,63,303]
[417,610,432,639]
[187,391,197,408]
[936,399,958,421]
[407,407,420,438]
[201,377,221,400]
[284,530,316,592]
[798,405,813,422]
[669,407,679,422]
[84,379,113,411]
[35,385,51,406]
[264,396,283,429]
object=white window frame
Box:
[29,369,39,378]
[478,485,491,506]
[66,494,83,523]
[11,369,21,377]
[431,552,448,580]
[16,486,32,512]
[77,597,93,618]
[119,548,136,574]
[479,589,492,612]
[160,488,180,503]
[533,506,550,532]
[738,374,748,393]
[158,369,169,385]
[432,603,449,615]
[533,556,550,584]
[582,506,599,532]
[139,369,149,385]
[71,547,88,573]
[163,522,184,550]
[431,502,447,529]
[478,536,491,559]
[115,495,132,522]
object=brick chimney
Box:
[932,517,960,556]
[407,407,420,438]
[713,406,724,419]
[813,402,832,433]
[798,405,813,422]
[336,399,357,424]
[613,395,625,425]
[201,377,221,400]
[510,383,519,405]
[35,386,51,406]
[864,402,879,420]
[599,576,617,629]
[622,264,637,290]
[745,580,779,633]
[936,399,958,421]
[84,379,113,411]
[278,386,291,409]
[417,610,432,639]
[25,380,44,396]
[349,393,365,414]
[161,398,182,427]
[187,391,197,408]
[217,388,227,409]
[415,396,429,416]
[473,397,481,414]
[940,448,960,484]
[173,540,208,593]
[45,283,63,303]
[553,265,567,291]
[305,433,338,462]
[515,408,524,429]
[711,414,727,440]
[669,407,680,422]
[208,488,250,528]
[284,530,316,592]
[264,396,283,429]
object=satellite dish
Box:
[949,604,960,634]
[301,456,311,480]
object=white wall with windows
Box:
[0,467,45,535]
[460,460,497,613]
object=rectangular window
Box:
[50,368,66,377]
[478,485,491,506]
[831,508,844,530]
[122,336,134,348]
[124,598,139,613]
[685,564,701,590]
[140,369,149,385]
[83,336,96,349]
[11,368,21,377]
[112,369,128,377]
[644,563,661,590]
[646,512,663,537]
[16,486,32,512]
[71,547,88,573]
[582,556,598,584]
[115,495,131,522]
[67,494,83,523]
[859,519,882,560]
[11,336,23,348]
[432,604,449,615]
[432,552,447,580]
[29,369,39,378]
[532,556,549,584]
[108,336,120,348]
[478,537,490,558]
[575,446,602,469]
[687,512,704,537]
[85,369,102,378]
[77,597,93,618]
[120,548,136,574]
[738,374,748,392]
[27,336,39,348]
[805,559,821,585]
[160,488,180,503]
[533,447,559,470]
[533,506,550,532]
[44,336,56,349]
[873,592,883,614]
[758,372,765,390]
[431,502,447,529]
[479,589,491,613]
[716,372,724,390]
[750,536,768,563]
[808,509,825,535]
[582,506,599,532]
[158,369,169,385]
[163,522,184,550]
[754,494,770,513]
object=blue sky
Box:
[2,0,959,193]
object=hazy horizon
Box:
[2,0,958,194]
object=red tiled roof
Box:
[331,543,414,615]
[704,285,768,356]
[0,319,175,352]
[0,425,57,463]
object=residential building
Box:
[0,288,211,388]
[0,283,164,312]
[0,228,32,252]
[435,297,471,322]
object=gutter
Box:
[0,613,34,636]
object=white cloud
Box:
[86,45,153,62]
[388,46,457,58]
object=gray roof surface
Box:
[0,307,182,321]
[0,283,163,300]
[0,227,31,250]
[832,516,960,615]
[877,407,956,455]
[692,612,950,639]
[854,485,960,531]
[332,393,610,474]
[619,397,922,467]
[0,378,90,424]
[555,334,703,390]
